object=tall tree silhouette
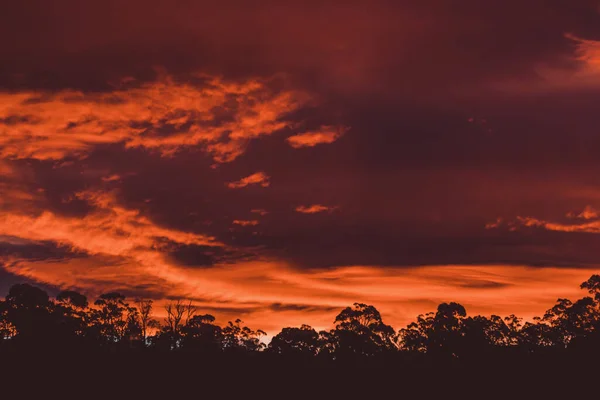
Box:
[400,302,467,358]
[135,298,158,346]
[222,319,266,352]
[92,292,140,345]
[4,284,53,347]
[55,290,90,345]
[581,275,600,301]
[160,300,197,350]
[329,303,396,358]
[268,324,321,357]
[180,314,223,353]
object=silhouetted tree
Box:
[316,329,338,359]
[399,312,433,353]
[399,302,467,358]
[55,290,90,338]
[330,303,396,358]
[57,290,89,309]
[135,299,158,346]
[92,292,140,345]
[268,324,320,357]
[4,283,53,346]
[504,314,523,346]
[581,275,600,301]
[519,319,546,349]
[180,314,223,353]
[459,314,516,360]
[537,296,599,348]
[161,300,197,350]
[222,319,266,352]
[2,274,600,372]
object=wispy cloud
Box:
[485,217,503,230]
[251,209,269,216]
[286,125,348,148]
[569,34,600,77]
[492,35,600,93]
[487,206,600,234]
[295,204,337,214]
[227,172,270,189]
[0,75,308,163]
[566,205,599,220]
[101,174,122,183]
[0,190,223,291]
[233,219,259,227]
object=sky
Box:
[1,0,600,334]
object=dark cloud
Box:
[163,241,256,268]
[0,115,39,125]
[0,239,84,262]
[456,280,512,290]
[1,0,599,95]
[166,244,219,267]
[0,240,80,296]
[0,267,61,298]
[269,303,339,312]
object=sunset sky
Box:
[1,0,600,335]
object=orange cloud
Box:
[0,184,38,211]
[569,34,600,77]
[487,206,600,234]
[518,216,600,234]
[488,35,600,94]
[485,217,503,229]
[295,204,336,214]
[101,174,122,182]
[286,125,348,148]
[566,205,598,220]
[233,220,259,227]
[0,75,308,163]
[227,172,270,189]
[0,190,223,291]
[251,209,269,216]
[0,162,41,212]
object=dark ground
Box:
[0,352,595,399]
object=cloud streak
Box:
[232,220,259,227]
[567,205,599,220]
[286,126,348,148]
[0,190,224,292]
[295,205,337,214]
[569,34,600,78]
[227,172,270,189]
[488,206,600,234]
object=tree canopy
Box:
[1,275,600,364]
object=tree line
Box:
[1,274,600,363]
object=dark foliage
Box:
[2,275,600,359]
[1,276,600,397]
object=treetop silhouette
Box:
[1,275,600,363]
